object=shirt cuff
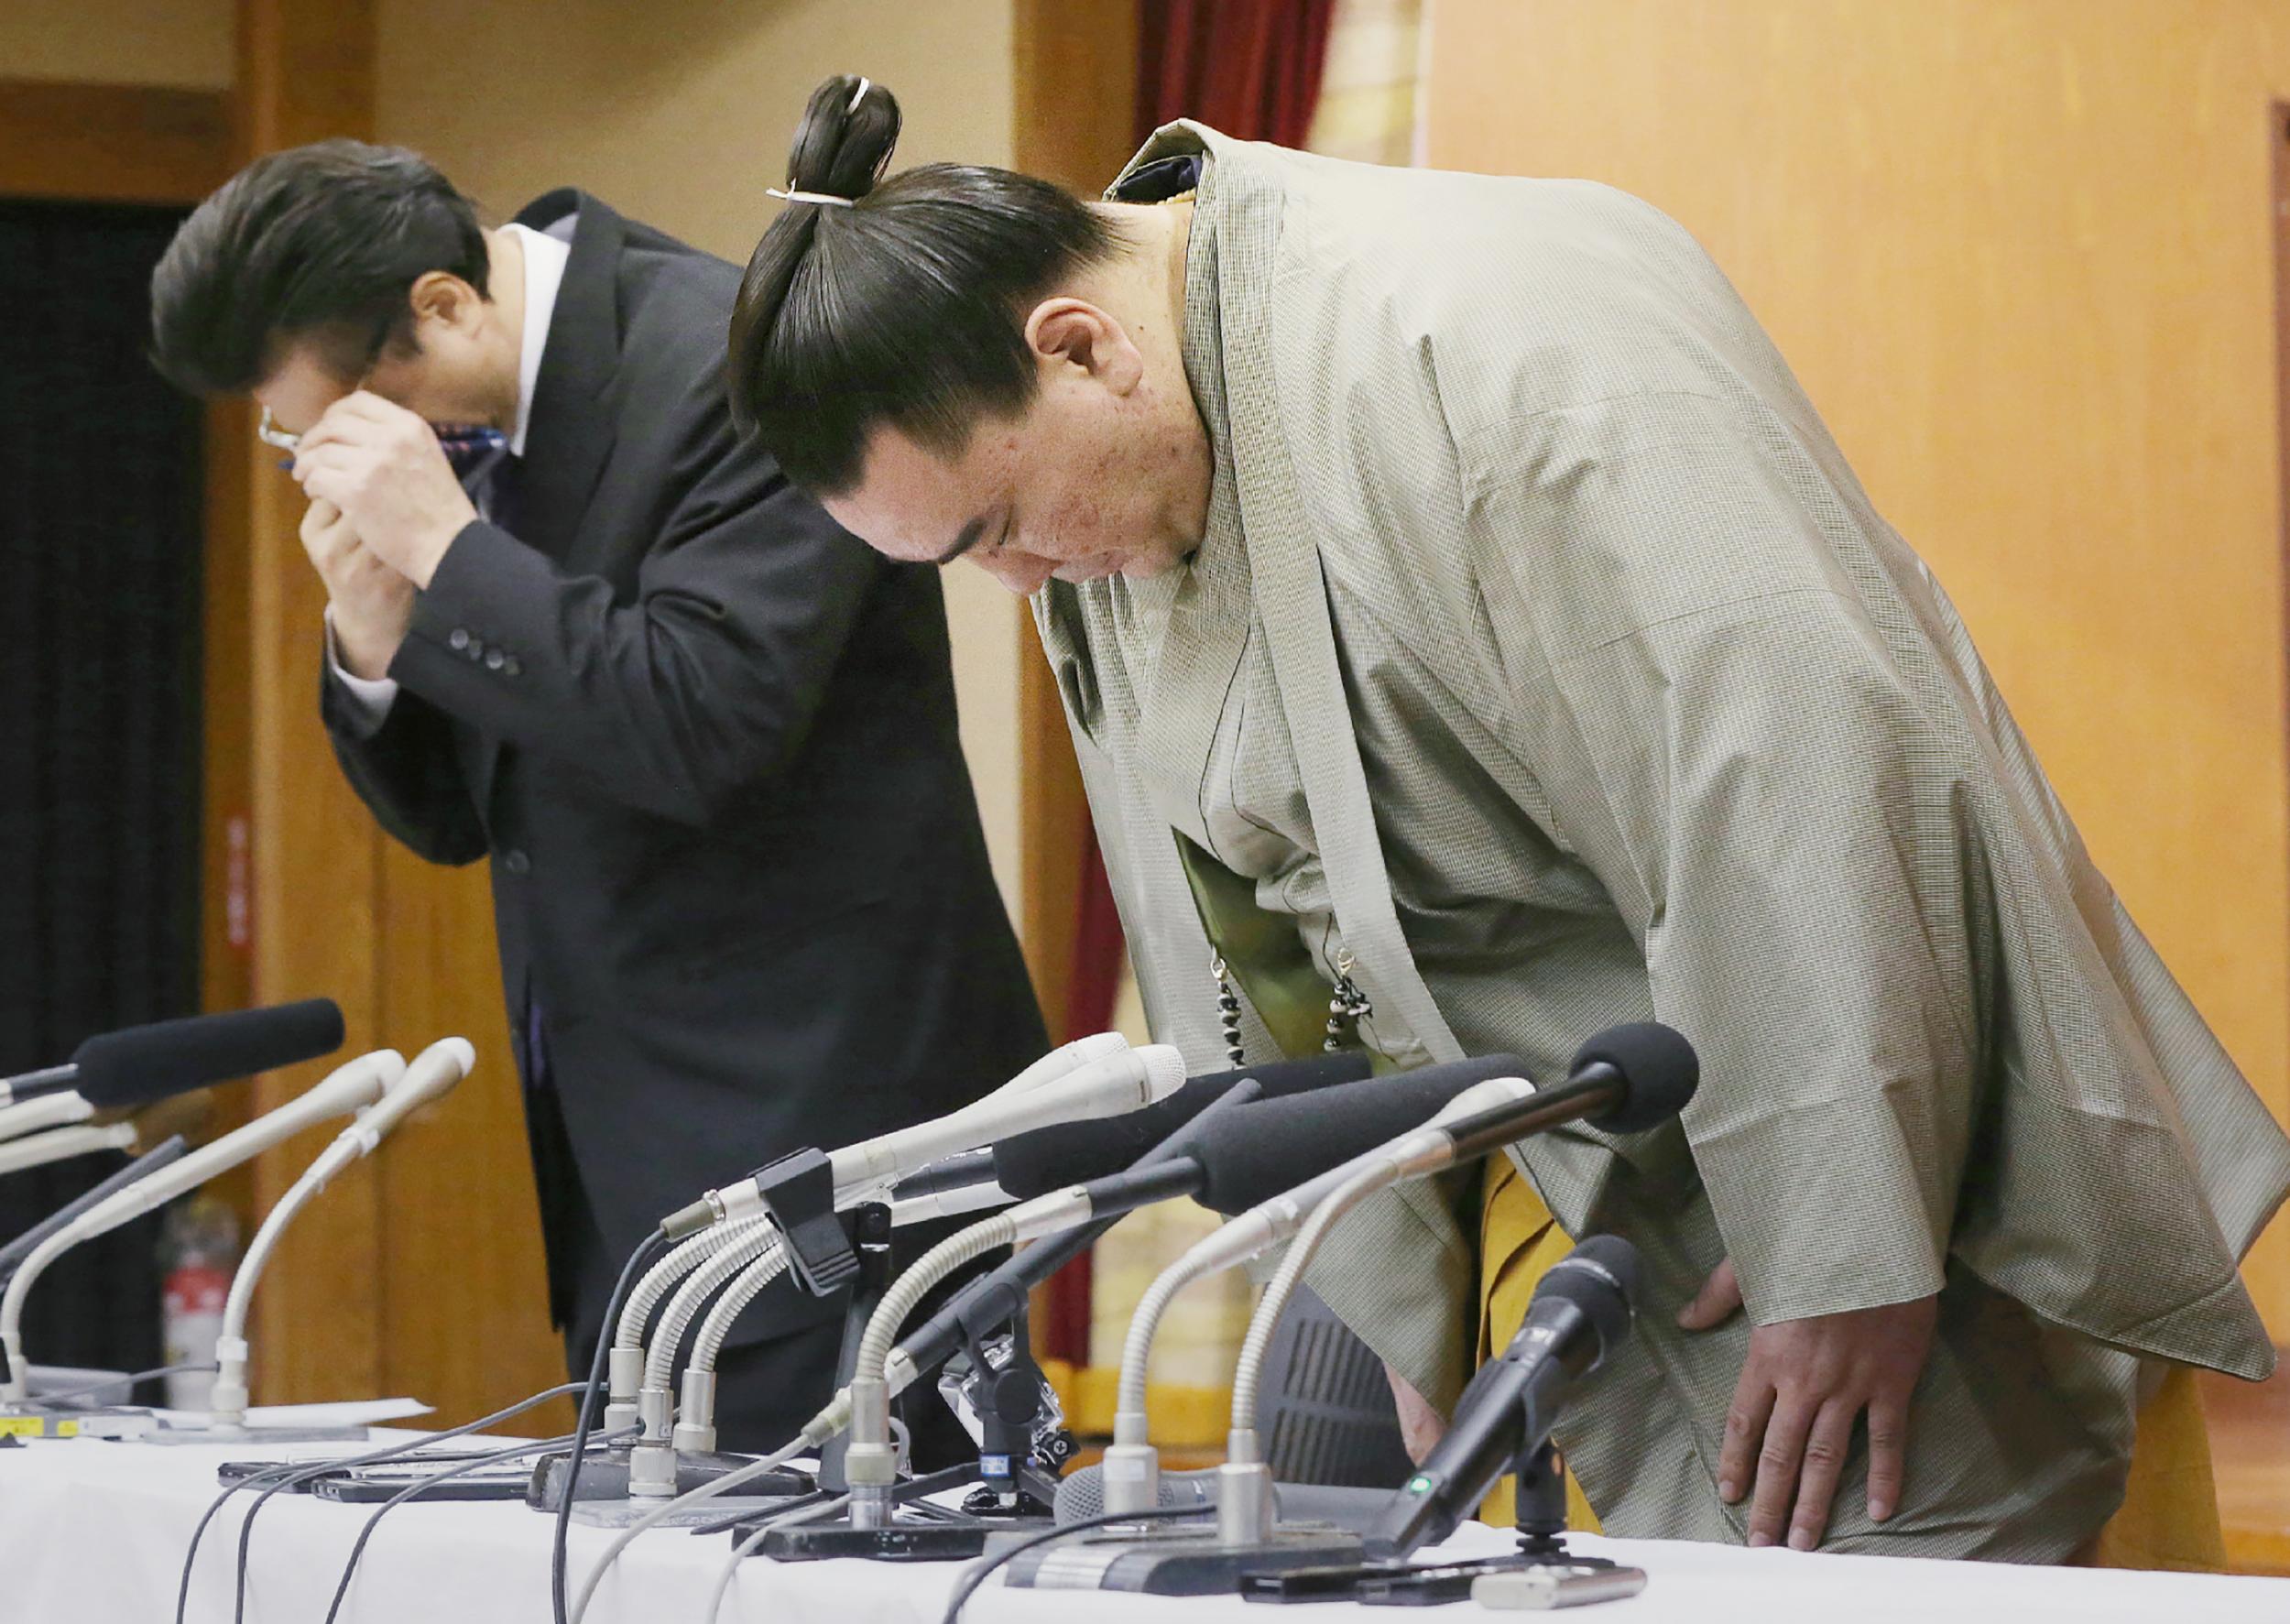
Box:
[323,607,400,736]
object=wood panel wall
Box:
[231,0,566,1428]
[234,0,390,1408]
[1013,0,1143,1039]
[1423,0,2290,1332]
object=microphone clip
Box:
[748,1150,860,1298]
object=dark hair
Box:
[728,74,1124,495]
[150,138,490,397]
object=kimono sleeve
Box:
[1459,391,1985,1326]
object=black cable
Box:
[685,1459,981,1537]
[231,1383,590,1624]
[171,1379,583,1624]
[552,1227,669,1624]
[321,1425,638,1624]
[30,1359,216,1406]
[937,1505,1211,1624]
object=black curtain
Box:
[0,200,204,1383]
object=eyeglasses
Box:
[252,315,395,456]
[255,406,304,452]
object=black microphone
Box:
[886,1148,998,1204]
[889,1075,1276,1390]
[0,1000,346,1110]
[889,1059,1546,1398]
[1187,1022,1699,1216]
[988,1052,1371,1200]
[1183,1055,1536,1214]
[1369,1234,1641,1557]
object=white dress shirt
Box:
[327,220,572,724]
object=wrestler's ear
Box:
[1024,298,1144,396]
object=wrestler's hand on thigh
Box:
[1679,1257,1935,1550]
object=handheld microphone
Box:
[0,998,345,1110]
[1369,1234,1641,1556]
[204,1038,474,1427]
[0,1047,400,1402]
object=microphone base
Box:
[0,1404,159,1441]
[523,1444,812,1510]
[140,1420,372,1446]
[758,1513,1053,1564]
[995,1522,1365,1595]
[566,1491,821,1529]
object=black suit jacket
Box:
[322,191,1046,1340]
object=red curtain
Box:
[1038,0,1339,1373]
[1041,839,1125,1367]
[1137,0,1339,146]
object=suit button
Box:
[503,848,530,876]
[448,628,470,651]
[466,639,485,662]
[485,649,506,671]
[504,656,522,677]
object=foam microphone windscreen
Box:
[71,998,346,1110]
[1189,1055,1532,1215]
[991,1051,1371,1200]
[1571,1022,1698,1134]
[1528,1232,1641,1358]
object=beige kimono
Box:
[1035,122,2290,1560]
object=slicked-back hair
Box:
[150,138,489,398]
[728,74,1123,496]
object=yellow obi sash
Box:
[1477,1162,2224,1567]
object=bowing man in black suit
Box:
[149,141,1048,1451]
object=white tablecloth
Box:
[5,1430,2287,1624]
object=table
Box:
[5,1429,2288,1623]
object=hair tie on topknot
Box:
[767,188,856,209]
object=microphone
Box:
[987,1052,1372,1200]
[1190,1024,1697,1220]
[663,1043,1190,1236]
[0,1047,401,1403]
[884,1052,1374,1220]
[1182,1056,1538,1214]
[1055,1464,1396,1533]
[0,1090,218,1180]
[879,1058,1549,1403]
[1106,1024,1693,1525]
[1369,1234,1641,1556]
[0,1123,139,1178]
[0,1138,190,1284]
[0,1093,96,1146]
[203,1038,474,1428]
[0,998,346,1109]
